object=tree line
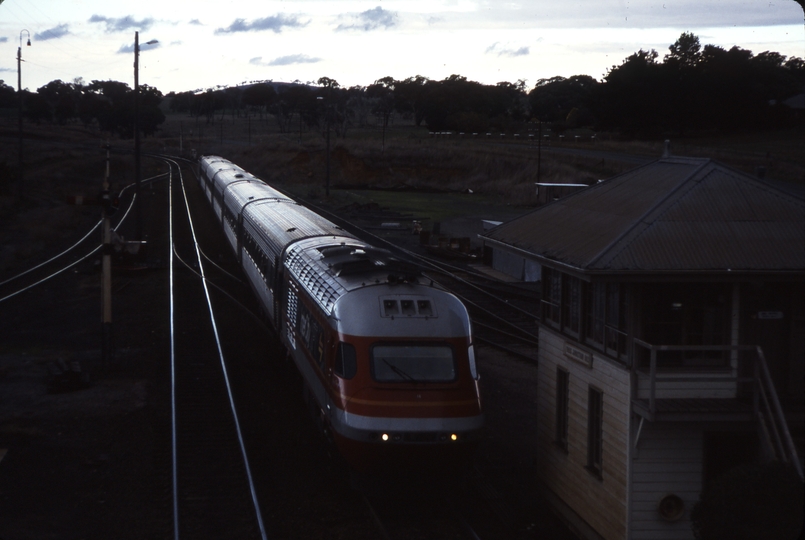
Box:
[0,78,164,138]
[2,33,803,139]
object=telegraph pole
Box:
[134,31,142,241]
[101,141,113,368]
[17,30,31,199]
[133,31,158,240]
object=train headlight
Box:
[381,433,389,442]
[450,434,458,441]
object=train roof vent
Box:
[319,245,421,280]
[234,173,244,178]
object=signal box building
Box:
[481,156,804,540]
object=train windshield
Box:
[371,344,456,383]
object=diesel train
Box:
[197,156,483,469]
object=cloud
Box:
[336,6,397,32]
[34,24,70,41]
[0,37,8,43]
[215,14,308,34]
[485,42,530,57]
[117,40,162,54]
[90,15,155,33]
[250,54,322,66]
[189,19,203,26]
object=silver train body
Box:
[198,155,483,468]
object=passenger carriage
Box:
[198,156,484,469]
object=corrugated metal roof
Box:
[483,157,805,274]
[243,200,351,259]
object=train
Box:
[197,156,483,470]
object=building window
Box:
[587,386,603,478]
[543,267,562,326]
[555,368,569,451]
[585,282,627,358]
[586,282,606,345]
[640,283,729,368]
[562,275,581,336]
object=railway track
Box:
[1,151,570,538]
[420,262,540,360]
[0,172,166,305]
[359,468,533,540]
[363,485,480,540]
[163,156,269,540]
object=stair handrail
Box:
[754,346,803,481]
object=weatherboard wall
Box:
[537,328,631,540]
[630,423,702,540]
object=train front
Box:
[327,279,484,471]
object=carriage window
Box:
[334,343,357,379]
[371,344,456,383]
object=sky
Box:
[1,0,803,94]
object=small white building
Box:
[481,156,804,540]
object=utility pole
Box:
[101,141,113,369]
[17,30,30,199]
[133,32,158,241]
[134,31,142,241]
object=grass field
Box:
[150,110,804,202]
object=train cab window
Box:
[334,342,357,379]
[383,300,399,316]
[400,300,416,316]
[371,344,456,383]
[381,298,436,318]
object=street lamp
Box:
[134,31,158,241]
[17,29,31,198]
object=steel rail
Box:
[0,244,102,304]
[168,161,180,540]
[0,220,101,287]
[362,495,393,540]
[0,172,167,303]
[170,157,268,540]
[0,172,165,288]
[426,272,539,341]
